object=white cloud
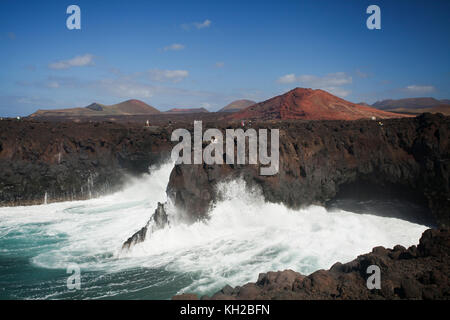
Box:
[91,69,191,99]
[301,72,352,87]
[95,77,221,108]
[200,102,213,110]
[98,79,155,98]
[325,87,351,98]
[277,72,352,87]
[404,85,436,94]
[148,69,189,83]
[277,72,352,97]
[215,62,225,68]
[195,19,212,29]
[182,19,212,30]
[48,54,94,70]
[277,74,296,84]
[163,43,185,51]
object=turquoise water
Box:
[0,163,428,300]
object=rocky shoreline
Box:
[165,113,449,227]
[2,114,448,226]
[0,119,173,205]
[125,113,450,249]
[1,113,449,300]
[174,228,450,300]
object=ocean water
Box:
[0,162,428,300]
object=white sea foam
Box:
[124,178,427,294]
[0,161,428,296]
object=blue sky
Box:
[1,0,449,116]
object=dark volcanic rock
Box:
[85,103,104,111]
[0,120,172,205]
[173,228,450,300]
[122,202,169,250]
[167,113,450,227]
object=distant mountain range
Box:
[372,97,450,110]
[218,99,256,112]
[27,91,450,120]
[29,99,160,118]
[230,88,409,121]
[385,105,450,116]
[370,98,450,116]
[165,108,209,114]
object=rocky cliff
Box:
[1,114,449,240]
[0,120,172,205]
[166,113,449,228]
[122,113,450,250]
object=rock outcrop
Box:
[0,120,172,205]
[167,113,450,227]
[173,228,450,300]
[122,202,169,250]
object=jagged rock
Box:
[153,201,169,229]
[173,228,450,300]
[122,202,169,250]
[122,223,149,251]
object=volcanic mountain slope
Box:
[373,97,448,110]
[230,88,410,121]
[388,105,450,116]
[165,108,209,113]
[218,99,256,112]
[29,99,160,118]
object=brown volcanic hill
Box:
[111,99,160,115]
[165,108,209,114]
[218,99,256,112]
[372,97,446,110]
[230,88,411,121]
[387,104,450,116]
[29,99,160,118]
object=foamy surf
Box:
[0,161,428,299]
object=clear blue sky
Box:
[1,0,449,116]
